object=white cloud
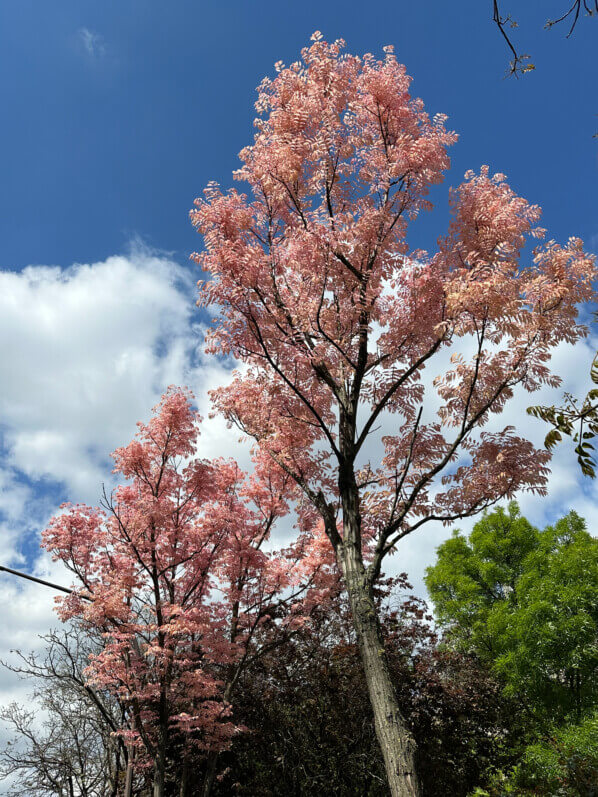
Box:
[0,246,246,509]
[77,27,106,59]
[0,246,248,776]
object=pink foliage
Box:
[42,387,335,771]
[190,34,596,579]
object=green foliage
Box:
[474,713,598,796]
[425,503,598,725]
[425,503,539,658]
[528,351,598,478]
[515,714,598,796]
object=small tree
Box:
[191,33,595,796]
[42,388,332,797]
[0,626,133,797]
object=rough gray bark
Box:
[338,446,420,797]
[341,546,420,797]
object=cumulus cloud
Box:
[0,246,245,511]
[0,244,243,600]
[0,246,249,756]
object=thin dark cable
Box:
[0,564,93,601]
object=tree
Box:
[424,502,539,657]
[504,712,598,796]
[425,503,598,726]
[474,711,598,796]
[191,32,595,796]
[0,626,137,797]
[42,387,332,797]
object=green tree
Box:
[425,503,598,725]
[475,712,598,797]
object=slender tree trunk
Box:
[123,745,134,797]
[153,745,166,797]
[179,759,192,797]
[339,490,420,797]
[201,750,219,797]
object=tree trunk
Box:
[153,746,166,797]
[341,541,420,797]
[201,751,219,797]
[123,745,134,797]
[179,759,192,797]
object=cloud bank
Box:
[0,247,246,727]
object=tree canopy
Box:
[41,387,335,797]
[426,503,598,725]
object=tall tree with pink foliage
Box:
[42,387,334,797]
[191,33,596,796]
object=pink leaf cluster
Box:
[42,387,336,768]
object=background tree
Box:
[191,32,595,796]
[214,576,518,797]
[425,503,598,726]
[0,625,141,797]
[42,387,332,797]
[494,712,598,796]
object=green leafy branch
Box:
[527,352,598,478]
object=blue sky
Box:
[1,0,596,270]
[0,2,597,726]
